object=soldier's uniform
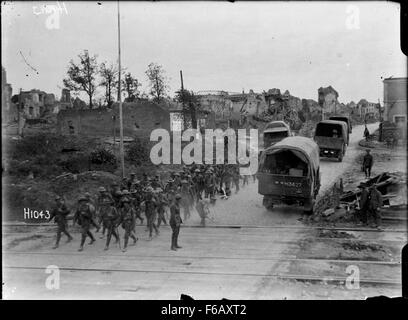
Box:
[96,187,114,238]
[111,183,123,208]
[180,180,192,220]
[49,196,73,249]
[144,188,159,239]
[362,150,374,179]
[85,192,99,231]
[156,189,168,228]
[368,186,383,227]
[196,198,210,227]
[170,194,183,250]
[358,184,369,224]
[130,188,144,225]
[99,197,120,251]
[119,198,138,251]
[204,171,216,199]
[73,196,96,251]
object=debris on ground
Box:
[341,242,385,252]
[315,172,407,223]
[317,230,355,239]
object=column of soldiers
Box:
[48,163,254,252]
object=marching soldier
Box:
[196,198,210,227]
[156,188,168,228]
[130,187,144,225]
[73,196,96,252]
[180,179,192,220]
[49,195,73,249]
[170,194,183,251]
[144,186,159,239]
[96,187,113,238]
[119,197,138,252]
[111,182,122,207]
[84,192,99,231]
[99,197,120,251]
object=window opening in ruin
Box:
[134,123,140,129]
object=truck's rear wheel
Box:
[303,199,315,215]
[338,148,343,162]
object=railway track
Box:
[3,212,406,298]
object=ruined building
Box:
[318,86,339,114]
[2,66,15,123]
[18,89,56,119]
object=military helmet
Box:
[98,186,107,193]
[155,187,163,193]
[84,192,91,198]
[121,197,131,203]
[111,182,118,186]
[175,194,182,199]
[174,172,180,176]
[55,195,61,201]
[181,179,188,184]
[195,169,201,173]
[145,186,154,193]
[130,172,136,176]
[78,196,88,202]
[122,190,130,195]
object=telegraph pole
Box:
[117,1,125,178]
[180,70,186,130]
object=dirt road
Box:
[3,123,405,299]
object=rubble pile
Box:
[314,172,406,223]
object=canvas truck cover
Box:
[315,120,348,141]
[263,136,320,178]
[263,121,291,133]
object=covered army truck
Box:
[258,136,321,214]
[263,121,292,149]
[314,120,348,162]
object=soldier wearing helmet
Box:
[118,197,138,251]
[98,194,120,251]
[169,194,183,251]
[73,195,96,251]
[144,186,159,239]
[96,186,114,238]
[49,195,73,249]
[155,187,168,228]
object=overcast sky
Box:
[2,1,406,103]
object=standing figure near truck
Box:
[362,149,374,179]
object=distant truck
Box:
[263,121,292,149]
[329,115,352,134]
[314,120,348,162]
[258,136,321,214]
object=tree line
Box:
[63,49,172,108]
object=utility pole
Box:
[180,70,186,130]
[117,1,125,178]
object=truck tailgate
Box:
[258,174,310,197]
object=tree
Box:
[145,62,169,103]
[99,62,118,107]
[122,72,141,102]
[63,50,99,108]
[175,89,199,129]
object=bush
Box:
[125,138,150,166]
[90,147,117,166]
